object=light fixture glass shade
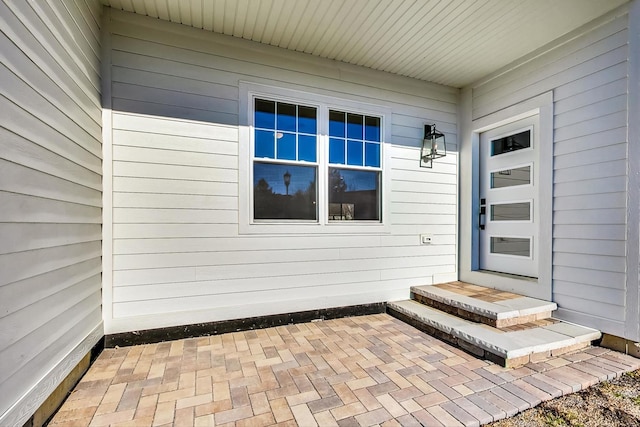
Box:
[420,124,446,168]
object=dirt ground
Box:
[488,370,640,427]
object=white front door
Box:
[479,115,539,278]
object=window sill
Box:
[238,221,390,235]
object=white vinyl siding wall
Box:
[0,0,103,425]
[471,10,630,336]
[103,9,458,333]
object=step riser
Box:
[410,282,557,330]
[387,301,600,368]
[412,293,553,329]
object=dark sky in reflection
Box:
[254,163,378,195]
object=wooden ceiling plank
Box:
[304,0,348,55]
[394,0,477,79]
[337,0,400,63]
[403,0,495,82]
[104,0,630,87]
[418,0,523,83]
[278,0,310,50]
[141,0,158,18]
[269,2,294,47]
[120,0,135,13]
[177,0,192,26]
[373,0,453,73]
[165,0,180,24]
[231,0,249,38]
[154,0,169,21]
[358,0,433,69]
[201,0,213,31]
[428,1,565,85]
[289,0,329,53]
[315,0,367,58]
[221,0,237,35]
[260,0,287,45]
[332,0,385,60]
[190,0,202,28]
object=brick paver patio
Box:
[50,313,640,426]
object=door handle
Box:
[479,198,486,230]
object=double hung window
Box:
[247,88,386,230]
[327,111,381,221]
[253,99,318,220]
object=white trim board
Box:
[101,7,115,334]
[625,0,640,342]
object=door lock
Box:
[479,198,486,230]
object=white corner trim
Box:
[101,7,114,332]
[625,0,640,341]
[0,324,103,427]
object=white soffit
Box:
[102,0,629,88]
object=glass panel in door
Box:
[479,119,538,278]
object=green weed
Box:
[544,413,567,426]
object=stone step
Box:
[387,299,601,367]
[411,282,557,329]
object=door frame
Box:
[459,91,553,300]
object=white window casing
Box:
[239,82,392,235]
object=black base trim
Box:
[105,303,386,348]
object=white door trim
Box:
[459,91,553,300]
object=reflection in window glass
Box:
[298,106,317,134]
[490,237,530,257]
[298,135,316,162]
[491,165,531,188]
[328,168,380,221]
[329,111,345,137]
[347,114,363,139]
[255,130,275,158]
[277,133,296,160]
[255,99,275,129]
[254,162,317,220]
[490,202,531,221]
[365,142,380,167]
[253,99,383,224]
[347,140,363,166]
[329,110,381,168]
[491,130,531,156]
[365,117,380,142]
[277,103,296,132]
[254,98,317,163]
[329,138,345,164]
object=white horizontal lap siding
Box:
[106,9,458,332]
[0,1,102,425]
[472,11,629,336]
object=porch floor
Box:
[50,314,640,427]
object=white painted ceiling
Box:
[102,0,628,88]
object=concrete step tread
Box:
[411,284,557,321]
[389,299,601,360]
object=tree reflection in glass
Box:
[328,168,380,221]
[253,163,317,220]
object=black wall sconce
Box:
[420,124,446,168]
